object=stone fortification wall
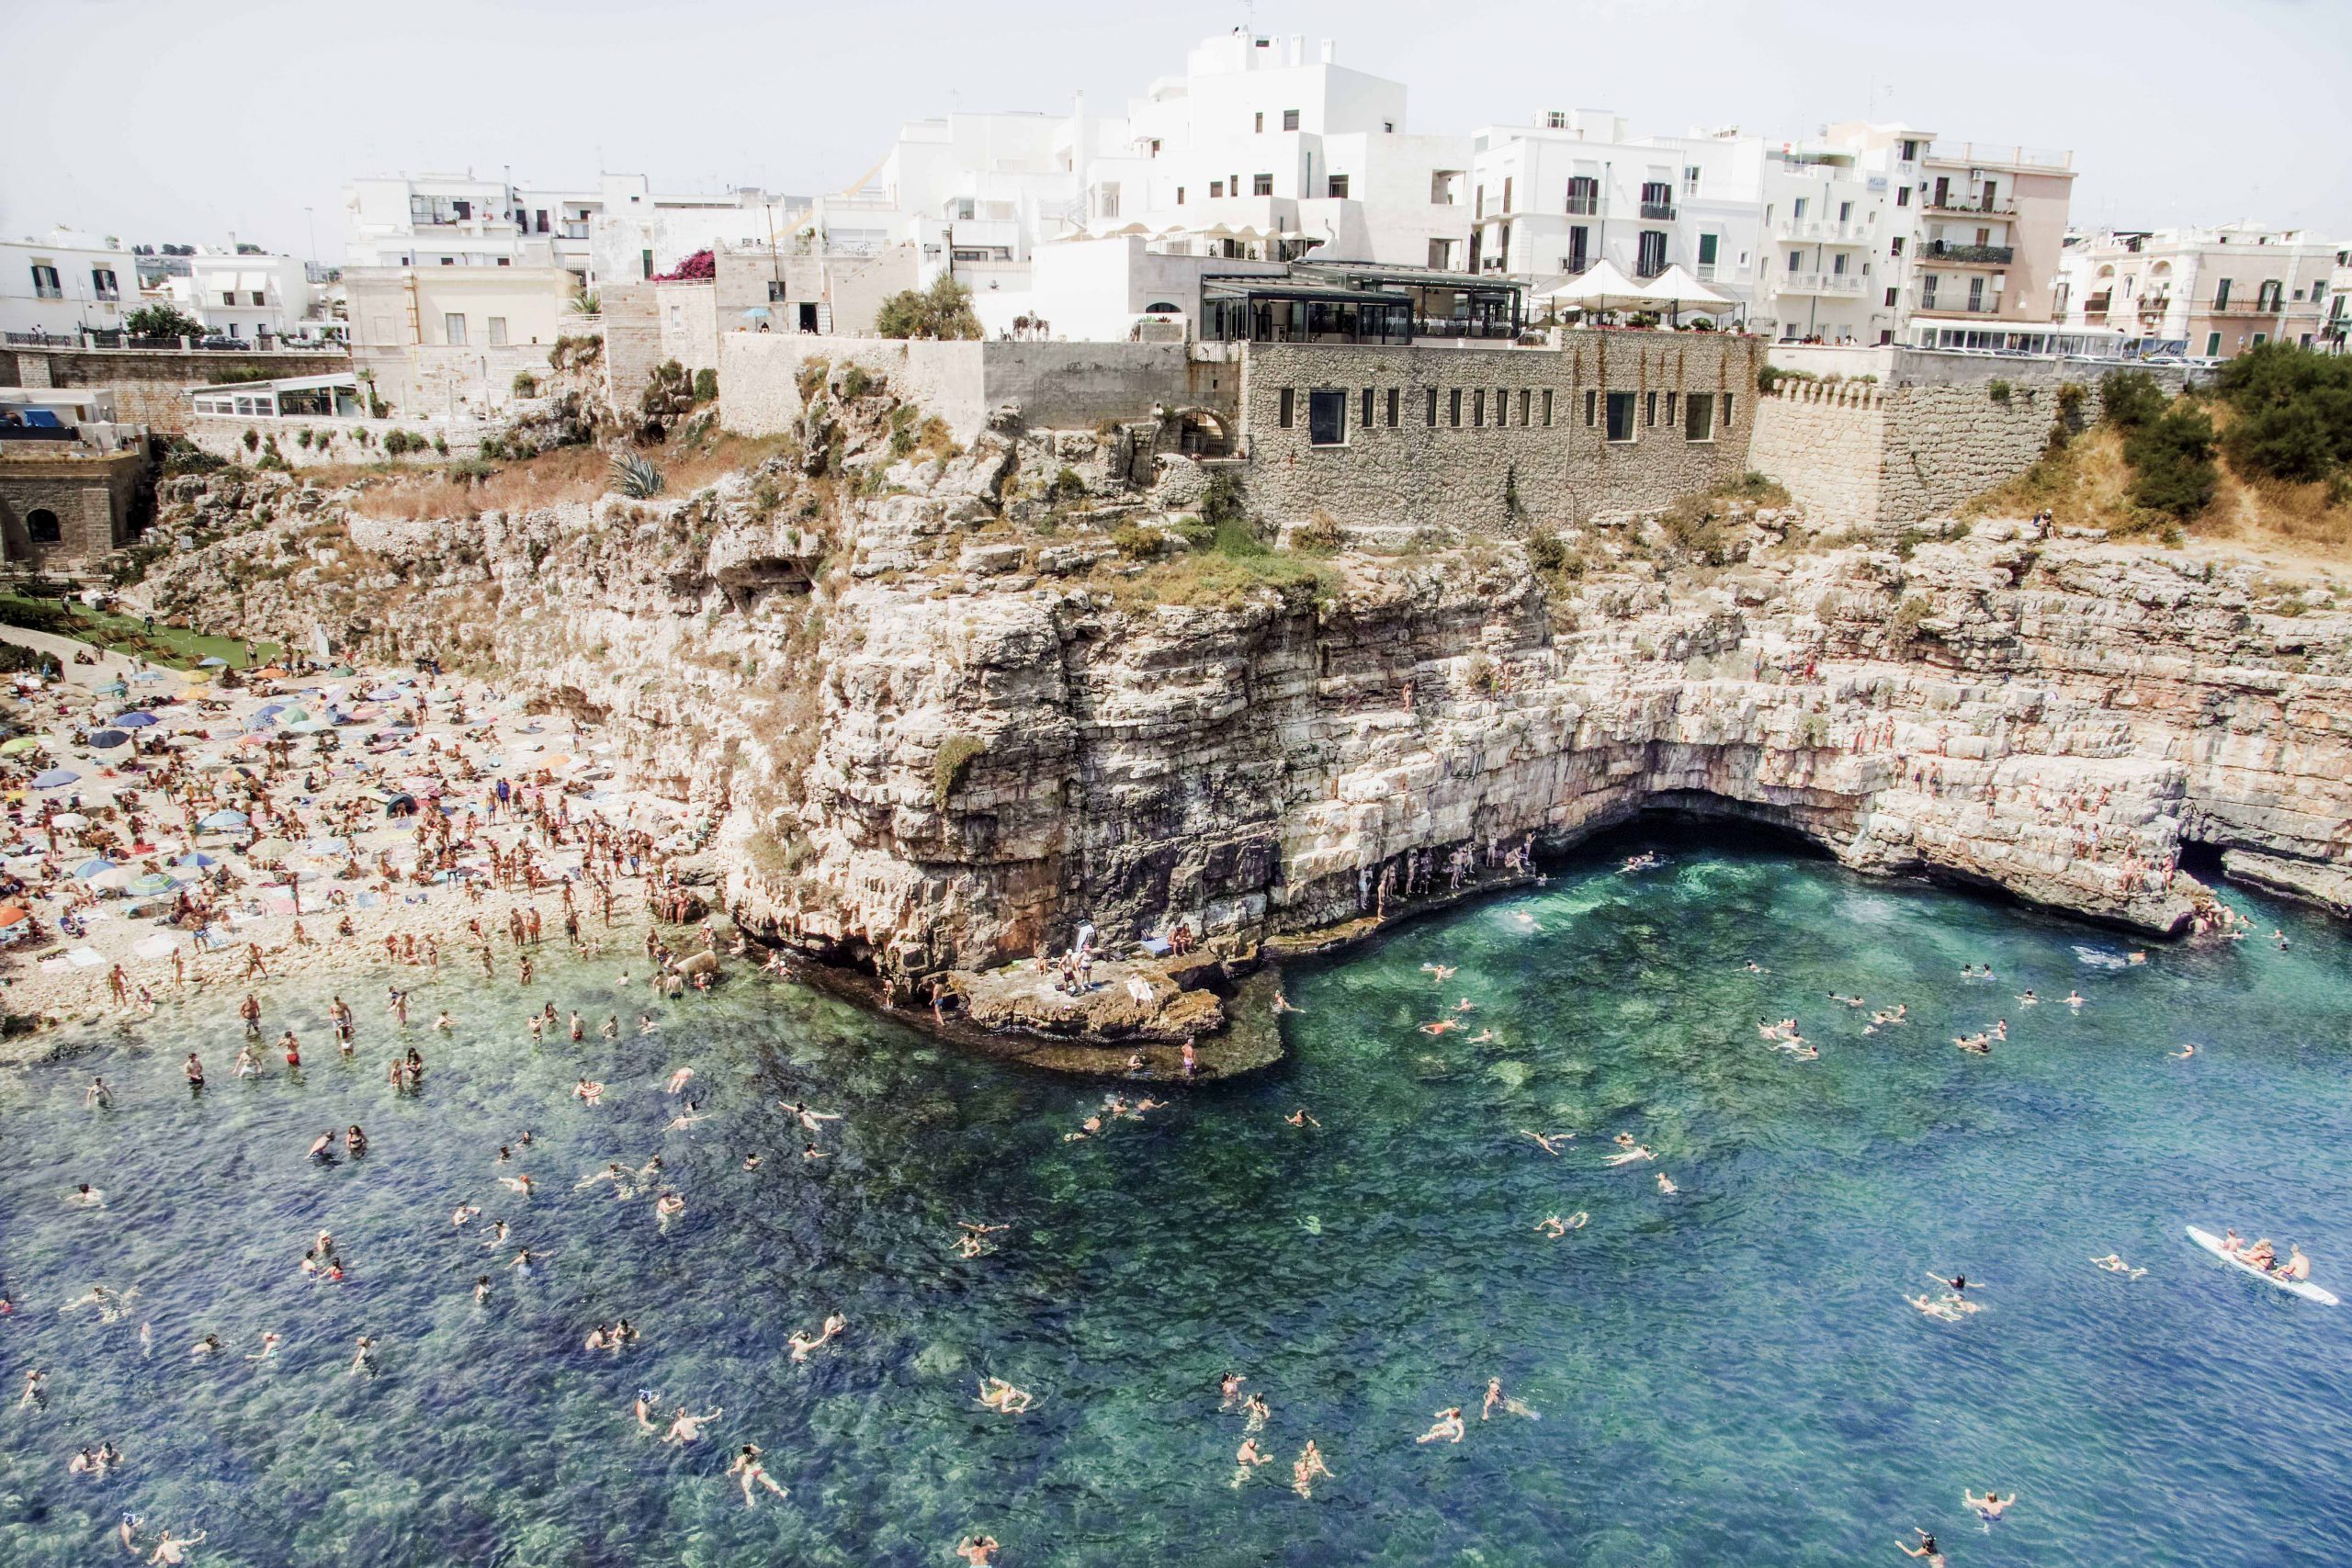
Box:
[718,336,1201,443]
[1237,333,1762,535]
[0,449,147,569]
[1747,382,1889,527]
[0,347,347,432]
[178,414,489,468]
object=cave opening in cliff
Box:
[1580,795,1841,866]
[2175,839,2228,883]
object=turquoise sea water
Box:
[2,829,2348,1567]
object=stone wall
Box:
[0,347,346,432]
[178,414,489,468]
[1747,382,1889,527]
[600,285,663,420]
[1237,333,1763,535]
[349,342,554,425]
[0,449,148,568]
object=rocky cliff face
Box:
[131,372,2352,1000]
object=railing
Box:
[32,286,62,300]
[1921,241,2015,265]
[1925,140,2074,170]
[5,330,75,347]
[1410,318,1519,339]
[1634,262,1668,279]
[1778,220,1866,243]
[1781,272,1867,296]
[1639,201,1676,220]
[2082,293,2113,314]
[1694,263,1716,281]
[1925,195,2018,217]
[1565,194,1598,215]
[1919,297,2000,315]
[2210,297,2287,315]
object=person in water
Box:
[1417,1407,1466,1444]
[1895,1527,1945,1564]
[1964,1488,2017,1527]
[727,1443,788,1507]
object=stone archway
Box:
[1163,407,1233,458]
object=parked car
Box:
[198,335,251,351]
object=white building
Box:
[1,230,136,339]
[1469,110,1765,309]
[2054,224,2341,360]
[166,249,315,343]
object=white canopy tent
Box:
[1636,265,1740,323]
[1533,259,1654,316]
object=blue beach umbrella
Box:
[198,657,230,669]
[129,872,177,896]
[31,768,79,788]
[368,686,404,701]
[87,729,130,750]
[114,712,161,728]
[72,857,117,881]
[175,852,220,871]
[198,809,249,830]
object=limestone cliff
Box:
[130,374,2352,1009]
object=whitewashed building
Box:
[165,250,315,343]
[2054,224,2341,360]
[0,231,136,340]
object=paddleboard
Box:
[2187,1226,2339,1305]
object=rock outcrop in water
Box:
[133,372,2352,1032]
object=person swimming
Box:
[1965,1488,2017,1528]
[977,1377,1033,1415]
[2090,1253,2147,1280]
[1520,1130,1572,1156]
[1895,1527,1946,1564]
[1416,1407,1466,1445]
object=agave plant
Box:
[611,452,665,499]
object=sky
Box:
[5,0,2347,258]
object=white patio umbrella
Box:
[1535,258,1654,316]
[1635,264,1739,325]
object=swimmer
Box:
[1742,960,1768,974]
[1603,1144,1655,1167]
[977,1376,1033,1415]
[1231,1435,1272,1486]
[633,1389,662,1431]
[665,1105,712,1132]
[1219,1372,1245,1408]
[71,1182,106,1208]
[1535,1215,1570,1239]
[1482,1378,1540,1421]
[782,1101,842,1133]
[1466,1029,1495,1043]
[498,1172,536,1197]
[1656,1172,1679,1194]
[19,1367,48,1405]
[1418,1019,1460,1036]
[2016,989,2039,1005]
[2063,991,2085,1007]
[119,1512,141,1551]
[1905,1292,1965,1323]
[1242,1392,1271,1432]
[572,1077,605,1105]
[187,1335,221,1360]
[788,1313,846,1362]
[146,1529,207,1566]
[451,1203,480,1227]
[956,1536,1001,1566]
[434,1011,455,1031]
[1417,1406,1467,1444]
[1521,1130,1572,1156]
[729,1443,788,1507]
[2127,951,2146,965]
[348,1335,378,1376]
[1420,964,1456,983]
[244,1331,282,1361]
[1292,1439,1333,1500]
[664,1404,722,1444]
[2171,1043,2197,1059]
[307,1132,335,1161]
[474,1276,492,1304]
[85,1077,115,1110]
[1964,1489,2017,1528]
[655,1190,686,1224]
[801,1142,829,1162]
[1284,1109,1321,1128]
[1895,1527,1946,1565]
[665,1067,694,1095]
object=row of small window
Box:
[28,265,118,302]
[442,314,510,346]
[193,394,274,416]
[1179,175,1280,203]
[1277,387,1729,445]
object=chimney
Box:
[1319,39,1336,63]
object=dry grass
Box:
[2198,469,2352,553]
[337,432,797,524]
[1965,424,2143,531]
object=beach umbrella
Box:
[0,737,42,755]
[114,712,160,728]
[288,719,333,735]
[129,873,176,896]
[198,657,230,669]
[132,671,167,683]
[72,857,117,881]
[175,852,220,871]
[254,666,288,679]
[0,907,26,927]
[49,812,87,829]
[304,837,349,857]
[88,729,130,750]
[31,768,79,788]
[368,686,403,701]
[278,708,311,725]
[198,809,249,830]
[245,836,294,862]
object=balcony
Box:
[1919,297,2000,315]
[32,285,62,300]
[1564,194,1599,216]
[1920,241,2014,265]
[1776,219,1866,243]
[1639,201,1676,220]
[2210,297,2287,316]
[1924,140,2074,171]
[1925,195,2018,218]
[1781,272,1866,296]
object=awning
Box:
[236,271,269,292]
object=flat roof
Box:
[1203,282,1411,305]
[1295,260,1516,292]
[191,373,357,395]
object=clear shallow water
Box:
[3,829,2349,1567]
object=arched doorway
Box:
[25,509,61,544]
[1166,407,1232,457]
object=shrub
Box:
[511,371,539,398]
[1203,468,1249,528]
[1213,518,1267,558]
[1526,532,1567,573]
[840,366,873,400]
[933,735,986,810]
[691,367,718,403]
[380,429,413,457]
[1292,513,1345,553]
[795,359,831,403]
[1049,466,1087,502]
[612,452,666,499]
[242,428,260,452]
[162,439,225,476]
[875,275,981,340]
[2215,344,2352,483]
[2056,381,2088,420]
[445,458,498,483]
[1987,379,2012,404]
[1886,594,1931,645]
[479,435,509,461]
[2098,369,2166,431]
[1111,524,1165,560]
[2125,404,2219,518]
[125,302,204,340]
[432,434,450,457]
[1757,365,1817,393]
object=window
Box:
[1788,252,1803,275]
[1899,139,1921,161]
[1968,276,1985,310]
[1891,237,1905,256]
[1385,389,1398,426]
[1645,391,1657,427]
[1254,112,1264,133]
[1472,390,1485,427]
[25,509,61,544]
[1697,233,1718,266]
[1542,389,1554,426]
[1308,389,1346,446]
[2205,331,2222,355]
[488,317,509,346]
[641,249,653,280]
[1502,177,1513,213]
[1722,393,1735,430]
[1426,388,1439,426]
[1885,287,1899,308]
[1176,186,1185,205]
[1684,165,1701,196]
[91,268,119,300]
[1278,388,1295,429]
[251,290,266,306]
[1520,389,1532,426]
[1283,109,1300,131]
[1253,174,1272,197]
[1495,388,1508,426]
[1449,389,1463,427]
[1793,197,1808,220]
[1584,389,1598,426]
[1636,231,1667,276]
[768,280,787,302]
[1665,392,1677,425]
[222,292,237,307]
[2252,333,2267,347]
[536,209,549,232]
[1896,186,1910,207]
[1605,391,1635,442]
[1832,254,1849,276]
[2213,278,2232,310]
[1685,393,1715,442]
[1566,175,1598,216]
[1566,227,1589,272]
[1361,387,1374,428]
[1209,181,1224,199]
[1838,201,1852,222]
[444,312,468,345]
[1328,175,1350,199]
